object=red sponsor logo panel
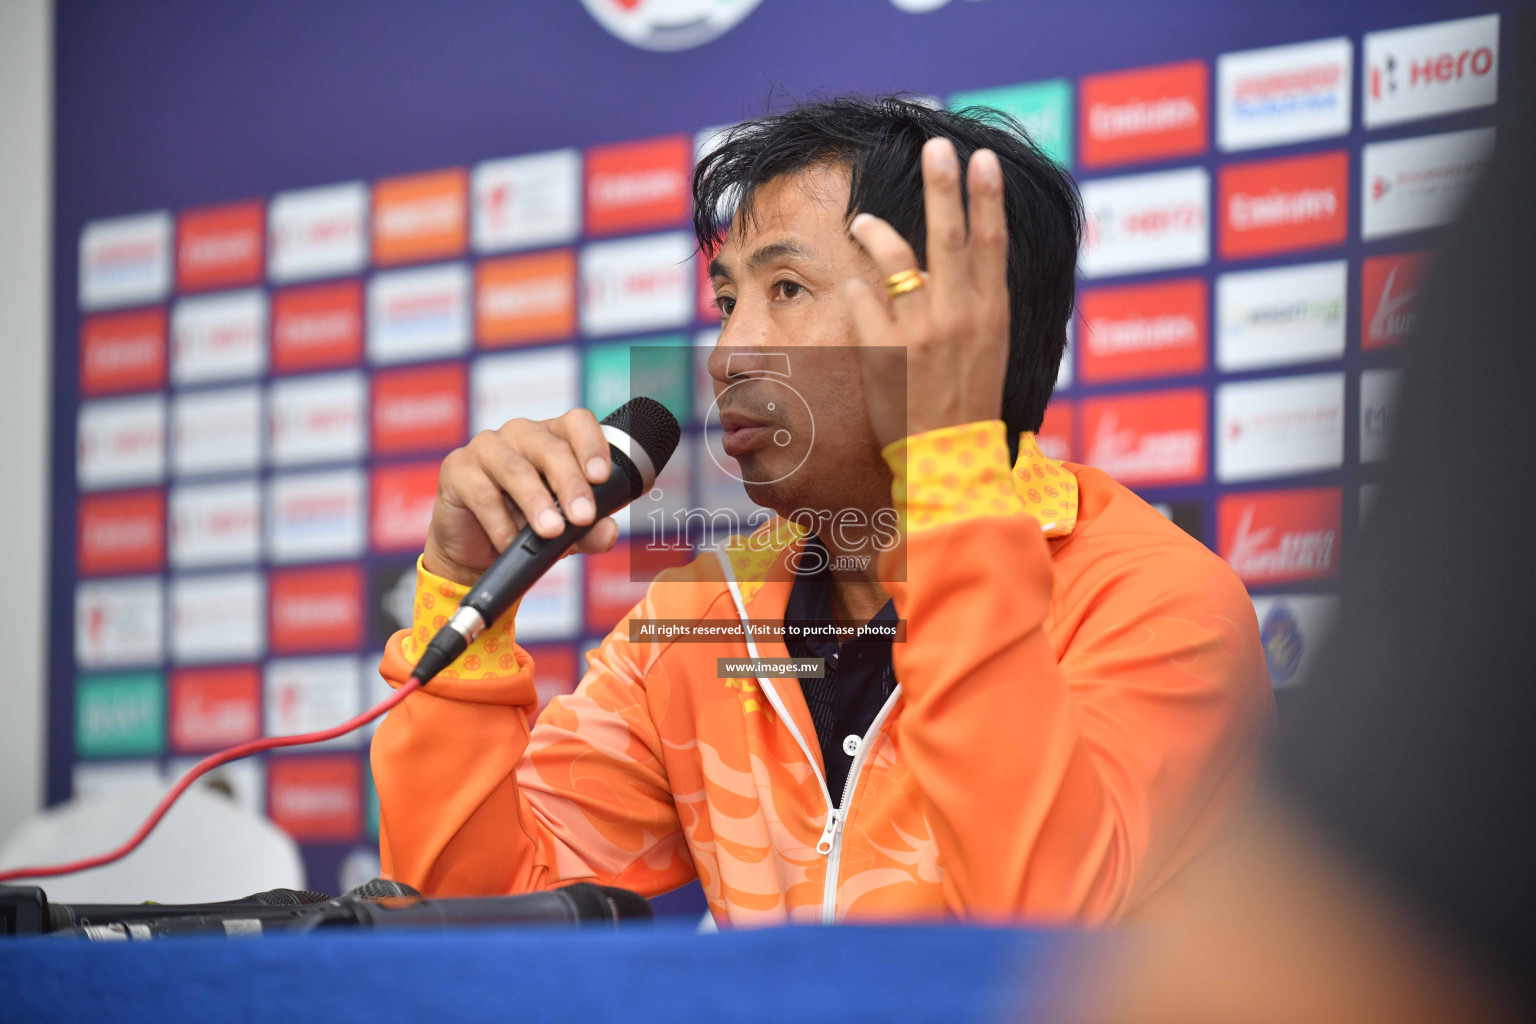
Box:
[1081,388,1208,487]
[78,490,165,574]
[1217,487,1342,585]
[1360,252,1427,350]
[371,362,467,454]
[176,201,264,292]
[583,543,694,630]
[1081,60,1208,167]
[1036,400,1075,463]
[80,308,167,395]
[370,462,439,551]
[269,564,365,653]
[585,136,692,236]
[271,280,364,373]
[169,666,260,753]
[1219,151,1348,258]
[1078,278,1207,383]
[267,755,362,840]
[523,643,580,720]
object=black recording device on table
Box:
[0,397,682,931]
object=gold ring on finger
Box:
[885,268,926,299]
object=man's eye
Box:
[714,296,736,317]
[773,281,804,300]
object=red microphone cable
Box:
[0,677,424,884]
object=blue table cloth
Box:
[0,923,1074,1023]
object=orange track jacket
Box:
[372,420,1273,926]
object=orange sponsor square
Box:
[271,280,363,372]
[372,168,468,265]
[1078,278,1208,383]
[476,249,577,347]
[1081,60,1208,168]
[1219,151,1348,259]
[371,361,467,454]
[177,200,264,291]
[585,135,692,235]
[269,564,365,653]
[78,489,165,574]
[80,308,167,395]
[268,754,362,841]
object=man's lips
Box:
[719,408,775,458]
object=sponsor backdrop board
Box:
[52,0,1513,903]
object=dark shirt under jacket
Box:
[783,536,898,803]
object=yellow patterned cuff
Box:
[400,557,525,681]
[883,420,1023,534]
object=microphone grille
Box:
[601,397,681,475]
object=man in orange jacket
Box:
[371,97,1272,927]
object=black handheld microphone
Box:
[411,396,681,685]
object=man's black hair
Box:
[692,95,1082,439]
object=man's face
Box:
[705,164,896,520]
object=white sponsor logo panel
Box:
[171,289,268,385]
[1216,260,1347,371]
[470,347,581,433]
[1360,368,1403,464]
[266,469,367,563]
[1078,168,1210,278]
[367,262,471,365]
[514,554,583,641]
[1362,128,1495,239]
[268,371,367,466]
[268,182,369,283]
[169,571,265,664]
[171,385,263,476]
[79,212,173,311]
[1217,372,1345,482]
[78,394,167,491]
[1364,14,1499,128]
[1217,37,1353,151]
[580,232,694,336]
[1252,594,1340,688]
[264,656,363,749]
[76,577,164,668]
[169,479,261,568]
[472,149,582,253]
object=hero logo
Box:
[1361,252,1426,349]
[169,480,262,569]
[171,289,269,385]
[1082,389,1207,486]
[578,0,764,52]
[170,572,265,664]
[77,394,166,491]
[1362,128,1494,240]
[580,231,694,336]
[1218,488,1341,585]
[1217,37,1352,152]
[472,149,582,254]
[1079,168,1209,278]
[268,182,369,284]
[1364,14,1498,128]
[269,371,367,466]
[1217,373,1344,482]
[79,211,172,311]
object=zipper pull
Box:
[815,808,844,856]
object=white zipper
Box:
[713,548,901,926]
